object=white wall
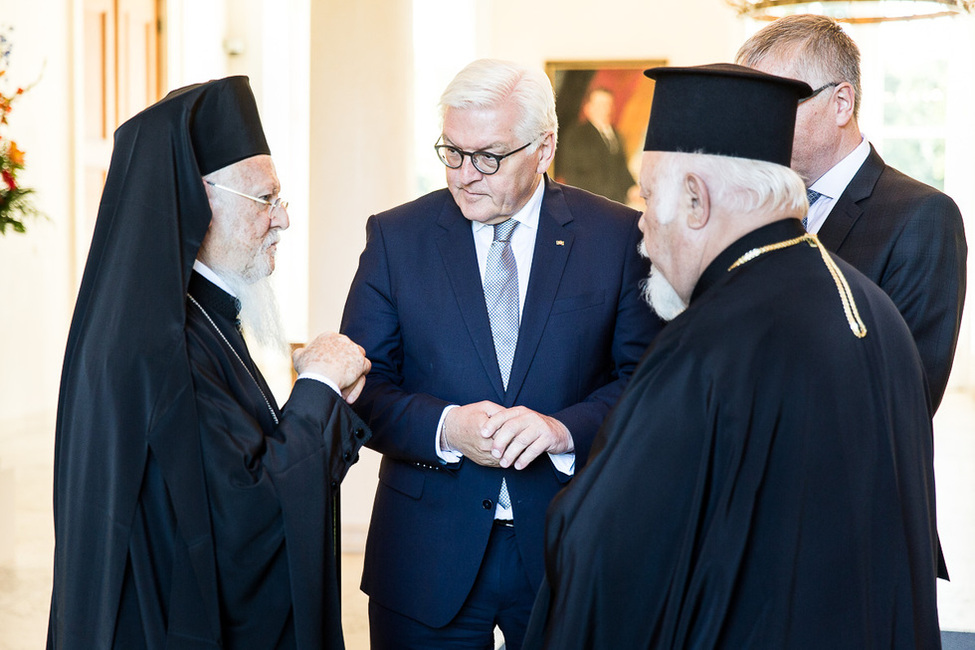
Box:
[308,0,416,335]
[477,0,748,67]
[0,0,234,428]
[0,1,74,421]
[165,0,228,90]
[308,0,416,544]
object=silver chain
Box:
[188,294,280,425]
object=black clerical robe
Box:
[50,77,370,649]
[55,272,369,649]
[183,272,370,647]
[525,219,940,649]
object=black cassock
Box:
[110,272,368,648]
[49,77,369,649]
[525,219,940,649]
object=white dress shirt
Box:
[805,136,871,234]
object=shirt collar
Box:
[472,176,545,235]
[809,135,871,199]
[193,259,237,297]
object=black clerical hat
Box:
[642,63,812,166]
[162,75,271,175]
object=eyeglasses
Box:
[205,181,289,217]
[799,82,841,104]
[434,139,533,175]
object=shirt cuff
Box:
[296,371,342,397]
[436,404,463,464]
[548,451,575,476]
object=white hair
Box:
[439,58,559,151]
[656,150,807,218]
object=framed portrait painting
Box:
[546,59,665,209]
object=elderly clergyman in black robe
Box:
[48,76,372,648]
[524,64,940,648]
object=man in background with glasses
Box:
[736,13,966,583]
[50,76,372,648]
[341,58,662,649]
[736,14,967,420]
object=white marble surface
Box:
[2,391,973,649]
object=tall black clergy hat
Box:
[161,75,271,175]
[642,63,812,166]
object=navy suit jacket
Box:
[818,145,966,414]
[340,177,660,627]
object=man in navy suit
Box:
[341,58,661,649]
[737,14,967,416]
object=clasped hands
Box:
[292,332,371,404]
[442,401,574,470]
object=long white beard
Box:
[221,272,290,356]
[638,241,688,322]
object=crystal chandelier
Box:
[727,0,974,23]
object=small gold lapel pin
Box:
[556,240,565,246]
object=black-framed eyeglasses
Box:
[205,180,289,217]
[434,139,533,175]
[799,82,840,104]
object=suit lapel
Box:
[817,145,883,251]
[435,200,508,399]
[505,179,573,404]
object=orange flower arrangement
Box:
[0,26,41,235]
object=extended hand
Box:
[442,401,506,467]
[292,332,371,404]
[481,407,573,470]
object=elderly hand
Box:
[481,407,573,470]
[442,401,506,467]
[292,332,371,404]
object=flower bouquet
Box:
[0,26,41,235]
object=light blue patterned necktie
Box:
[484,219,520,389]
[804,188,822,230]
[484,218,519,511]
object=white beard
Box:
[221,272,290,356]
[638,240,688,322]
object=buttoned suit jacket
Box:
[340,176,659,627]
[818,145,966,414]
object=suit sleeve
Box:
[881,192,966,412]
[340,215,455,465]
[551,214,662,465]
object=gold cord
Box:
[728,232,867,339]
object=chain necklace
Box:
[188,294,280,425]
[728,232,867,339]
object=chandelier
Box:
[728,0,975,23]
